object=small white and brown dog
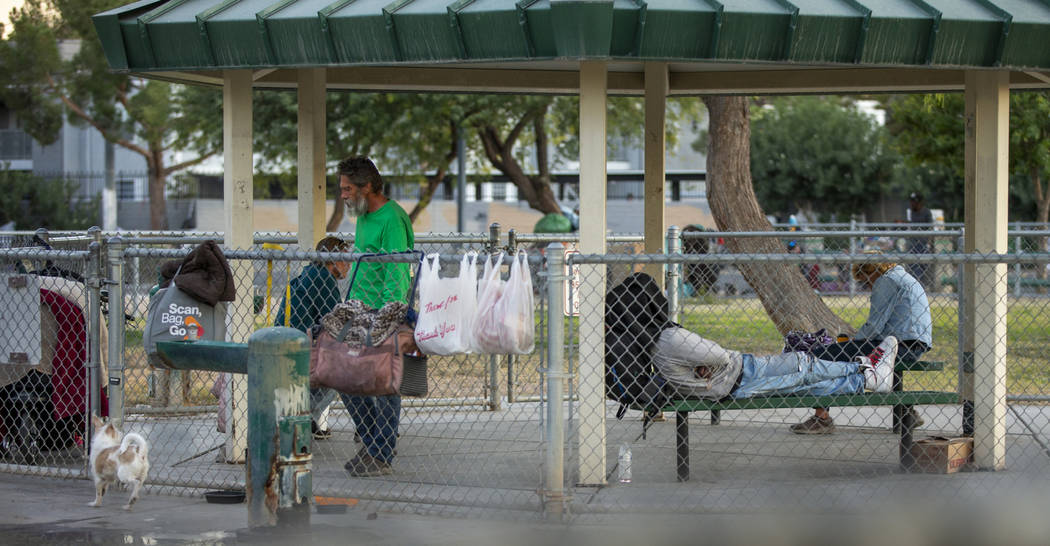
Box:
[88,414,150,510]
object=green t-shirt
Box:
[348,199,415,309]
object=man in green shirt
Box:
[338,156,415,477]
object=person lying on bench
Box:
[791,257,932,435]
[653,329,899,400]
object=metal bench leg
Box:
[899,404,916,471]
[676,411,689,482]
[891,370,904,434]
[710,409,720,425]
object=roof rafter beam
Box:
[142,66,1050,94]
[253,66,646,94]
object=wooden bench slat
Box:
[661,390,959,412]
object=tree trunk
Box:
[1033,168,1050,284]
[703,96,852,336]
[147,150,169,231]
[477,124,561,214]
[408,170,447,223]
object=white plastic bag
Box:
[473,251,535,354]
[473,252,506,353]
[414,252,478,355]
[497,250,535,354]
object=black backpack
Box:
[605,272,673,423]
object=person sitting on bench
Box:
[791,257,932,435]
[653,329,900,400]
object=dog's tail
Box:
[119,433,149,460]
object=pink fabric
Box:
[40,289,107,420]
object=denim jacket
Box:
[854,265,932,347]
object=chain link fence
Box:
[567,249,1050,515]
[2,227,1049,519]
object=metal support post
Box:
[848,219,857,296]
[666,225,681,322]
[506,228,518,404]
[246,328,312,528]
[86,237,103,421]
[1014,222,1021,297]
[544,243,567,517]
[156,327,312,529]
[487,223,502,411]
[106,237,127,428]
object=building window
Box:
[117,179,136,200]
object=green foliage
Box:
[885,91,1050,222]
[0,169,99,229]
[749,96,897,221]
[1,1,224,229]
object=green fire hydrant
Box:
[157,326,312,528]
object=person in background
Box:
[907,192,934,289]
[789,258,932,434]
[273,236,350,440]
[337,156,415,477]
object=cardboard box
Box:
[908,436,973,474]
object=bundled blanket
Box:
[159,240,236,306]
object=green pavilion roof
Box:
[94,0,1050,72]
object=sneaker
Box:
[311,421,332,441]
[344,452,393,477]
[861,336,898,393]
[789,415,835,435]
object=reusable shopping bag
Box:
[145,272,226,369]
[414,252,478,355]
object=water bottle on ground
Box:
[618,443,632,483]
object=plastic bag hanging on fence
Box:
[498,250,535,354]
[473,252,506,353]
[414,252,478,355]
[473,251,535,354]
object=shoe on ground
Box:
[344,453,393,477]
[861,336,898,393]
[311,421,332,441]
[789,415,835,435]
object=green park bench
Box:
[646,359,957,482]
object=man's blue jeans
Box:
[732,352,864,399]
[340,393,401,463]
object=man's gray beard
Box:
[345,196,368,217]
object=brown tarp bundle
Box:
[159,240,236,306]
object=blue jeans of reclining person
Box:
[340,393,400,464]
[731,351,865,399]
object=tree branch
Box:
[162,150,220,176]
[45,73,149,158]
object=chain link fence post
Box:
[506,228,517,404]
[106,237,127,428]
[86,236,103,422]
[543,243,567,518]
[666,225,681,322]
[1014,221,1022,298]
[849,219,857,296]
[487,222,502,411]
